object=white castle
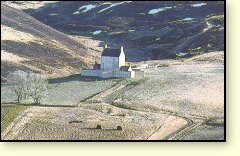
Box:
[81,45,144,78]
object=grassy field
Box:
[1,104,27,132]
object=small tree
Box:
[7,70,28,102]
[28,73,48,105]
[7,71,48,105]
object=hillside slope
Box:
[1,4,100,82]
[5,1,224,61]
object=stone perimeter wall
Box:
[81,70,137,78]
[81,70,101,77]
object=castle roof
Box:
[120,66,131,71]
[101,48,122,57]
[93,63,101,70]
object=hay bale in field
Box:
[96,125,102,129]
[69,120,82,124]
[117,126,123,130]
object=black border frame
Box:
[0,0,226,142]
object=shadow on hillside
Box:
[48,74,121,84]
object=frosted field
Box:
[1,80,117,105]
[121,63,224,119]
[2,104,186,140]
[117,62,224,140]
[180,124,224,140]
[1,52,225,140]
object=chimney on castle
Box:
[104,44,108,50]
[121,46,124,53]
[128,63,133,71]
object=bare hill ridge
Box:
[4,1,224,61]
[1,4,100,82]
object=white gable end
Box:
[119,47,125,67]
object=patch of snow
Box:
[73,11,80,15]
[191,3,207,7]
[49,13,58,16]
[98,1,132,13]
[179,52,188,56]
[73,4,96,14]
[148,7,172,15]
[92,30,102,35]
[100,2,112,5]
[203,21,213,32]
[183,17,195,21]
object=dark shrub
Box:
[96,125,102,129]
[117,126,123,130]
